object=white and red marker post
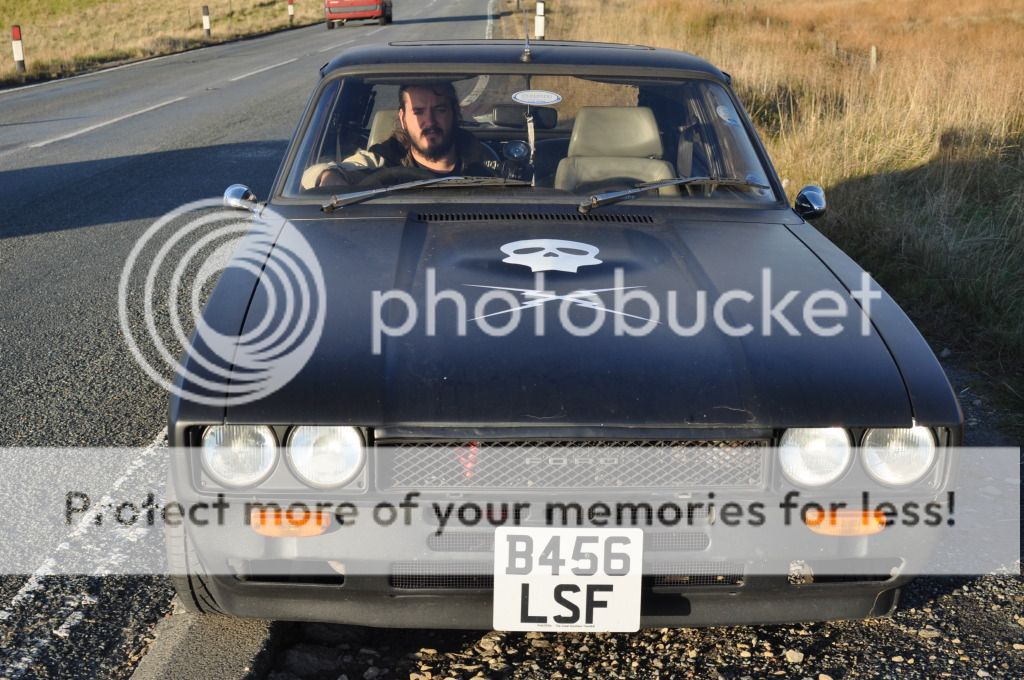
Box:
[12,25,26,73]
[288,0,295,26]
[202,6,211,37]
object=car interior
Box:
[288,74,771,202]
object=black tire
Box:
[326,20,335,30]
[165,476,224,615]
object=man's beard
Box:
[412,125,456,161]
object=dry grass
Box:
[0,0,325,84]
[502,0,1024,411]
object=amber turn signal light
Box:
[803,508,887,536]
[250,508,331,538]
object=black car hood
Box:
[225,214,911,429]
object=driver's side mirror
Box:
[794,185,826,220]
[223,184,258,212]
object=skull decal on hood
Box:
[500,239,603,273]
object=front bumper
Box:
[201,570,903,627]
[325,6,383,19]
[169,431,958,627]
[178,493,926,626]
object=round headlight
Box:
[861,427,936,486]
[779,428,852,487]
[286,426,365,489]
[201,425,278,488]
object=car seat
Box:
[554,106,678,195]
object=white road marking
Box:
[0,52,181,98]
[319,39,355,53]
[0,428,168,671]
[25,98,187,150]
[459,0,498,108]
[228,57,299,82]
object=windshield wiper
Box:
[322,175,531,212]
[577,176,772,214]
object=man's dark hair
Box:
[390,82,462,166]
[397,82,461,118]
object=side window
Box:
[282,78,343,195]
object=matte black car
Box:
[167,40,963,630]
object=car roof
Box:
[321,39,728,81]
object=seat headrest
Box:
[368,109,400,148]
[567,106,663,159]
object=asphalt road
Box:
[1,1,1021,679]
[0,1,496,677]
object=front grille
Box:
[390,561,492,590]
[649,560,745,587]
[378,440,767,490]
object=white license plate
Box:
[493,527,643,632]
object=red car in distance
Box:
[325,0,393,29]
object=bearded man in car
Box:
[316,82,497,186]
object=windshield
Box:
[282,73,776,205]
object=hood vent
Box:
[416,211,654,224]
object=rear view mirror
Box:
[492,105,557,129]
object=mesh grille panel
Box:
[427,533,495,552]
[646,532,711,552]
[380,440,766,490]
[390,561,492,589]
[649,561,745,587]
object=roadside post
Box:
[535,1,545,40]
[288,0,295,26]
[202,6,211,37]
[11,25,26,73]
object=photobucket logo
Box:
[117,199,326,406]
[371,268,883,353]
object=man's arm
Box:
[300,149,387,189]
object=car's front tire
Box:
[326,20,335,30]
[165,476,224,615]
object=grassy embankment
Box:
[0,0,326,85]
[500,0,1024,421]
